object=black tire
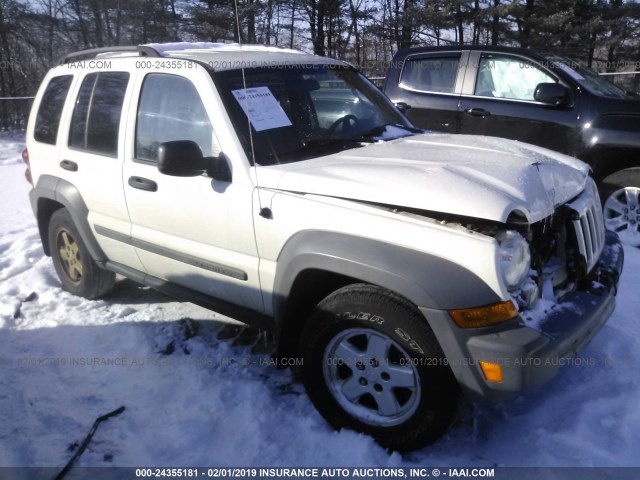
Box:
[600,168,640,247]
[48,208,115,299]
[300,284,460,452]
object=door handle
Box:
[128,176,158,192]
[60,160,78,171]
[464,108,491,118]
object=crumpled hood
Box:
[258,133,590,223]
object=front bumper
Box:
[420,230,624,402]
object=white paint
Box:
[2,133,639,467]
[257,133,589,223]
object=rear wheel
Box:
[300,284,460,452]
[48,208,115,299]
[600,168,640,247]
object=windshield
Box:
[213,65,415,165]
[544,55,628,99]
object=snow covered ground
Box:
[1,132,639,468]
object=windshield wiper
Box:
[353,124,423,142]
[279,137,364,161]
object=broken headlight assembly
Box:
[496,230,531,290]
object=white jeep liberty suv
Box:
[24,43,623,452]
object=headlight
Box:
[496,231,531,290]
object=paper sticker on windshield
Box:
[232,87,292,131]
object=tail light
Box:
[22,148,33,186]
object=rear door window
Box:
[68,72,129,156]
[400,54,462,93]
[34,75,73,145]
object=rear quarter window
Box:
[34,75,73,145]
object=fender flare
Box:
[29,175,107,263]
[272,230,501,333]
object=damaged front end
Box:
[419,178,624,401]
[514,179,621,316]
[461,178,622,314]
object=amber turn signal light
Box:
[479,361,504,382]
[448,300,518,328]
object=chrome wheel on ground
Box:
[603,187,640,247]
[323,328,421,427]
[301,284,460,452]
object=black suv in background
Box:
[383,46,640,245]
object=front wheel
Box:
[600,168,640,247]
[300,284,460,452]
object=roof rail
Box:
[56,45,162,65]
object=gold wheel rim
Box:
[56,229,83,284]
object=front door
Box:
[122,68,263,312]
[458,51,579,155]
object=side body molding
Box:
[272,230,501,330]
[29,175,107,263]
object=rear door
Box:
[458,51,579,154]
[58,69,143,270]
[385,51,467,133]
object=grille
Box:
[566,179,605,273]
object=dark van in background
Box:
[383,46,640,245]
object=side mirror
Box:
[534,83,569,106]
[158,140,208,177]
[207,154,232,183]
[395,102,412,114]
[158,140,232,182]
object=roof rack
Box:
[57,45,162,65]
